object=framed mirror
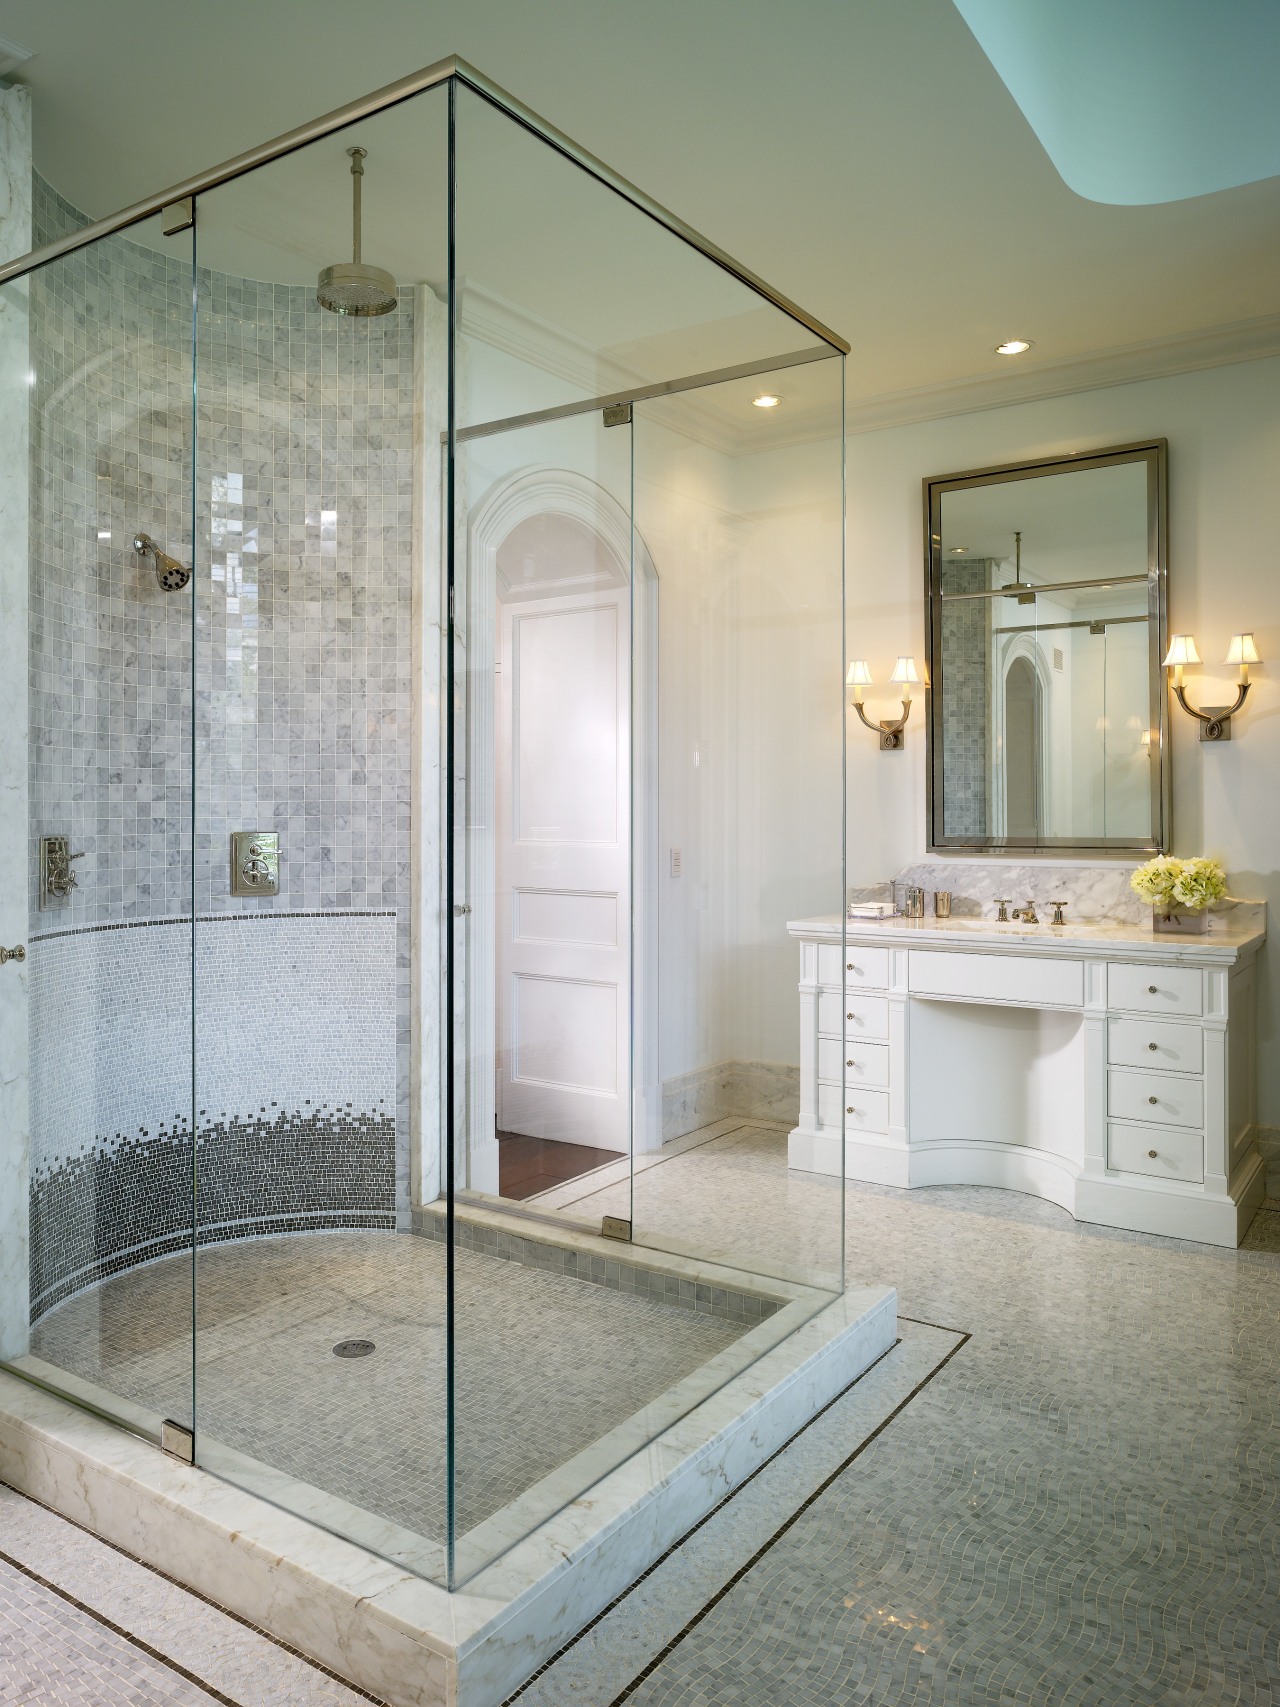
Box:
[924,440,1168,854]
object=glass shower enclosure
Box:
[0,59,847,1592]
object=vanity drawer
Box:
[1107,962,1202,1017]
[1107,1016,1204,1074]
[818,1036,889,1089]
[819,944,889,990]
[817,991,889,1040]
[818,1082,889,1134]
[907,950,1083,1009]
[1108,1067,1204,1129]
[1108,1121,1204,1183]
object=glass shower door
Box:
[0,210,199,1447]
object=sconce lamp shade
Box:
[1162,634,1201,669]
[1225,632,1260,666]
[889,656,921,686]
[846,659,874,686]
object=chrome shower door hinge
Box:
[601,1215,632,1242]
[160,1419,194,1463]
[603,402,632,428]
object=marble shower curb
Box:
[0,1284,896,1707]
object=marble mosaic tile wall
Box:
[25,179,415,1312]
[937,557,993,839]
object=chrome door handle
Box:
[0,944,26,965]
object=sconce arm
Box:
[853,699,911,737]
[1172,680,1250,742]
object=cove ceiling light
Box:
[952,0,1280,204]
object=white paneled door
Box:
[497,588,630,1150]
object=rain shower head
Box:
[317,147,398,317]
[134,532,192,592]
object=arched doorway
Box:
[461,467,659,1205]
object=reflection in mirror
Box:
[926,442,1168,853]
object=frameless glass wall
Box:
[0,64,846,1595]
[0,208,197,1442]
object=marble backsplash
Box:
[856,862,1201,926]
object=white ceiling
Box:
[5,0,1280,420]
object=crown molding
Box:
[845,312,1280,436]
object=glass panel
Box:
[625,357,847,1295]
[0,211,197,1444]
[449,80,847,1587]
[452,82,829,436]
[189,86,450,1585]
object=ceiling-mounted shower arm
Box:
[348,146,365,264]
[133,531,192,592]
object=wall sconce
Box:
[848,655,920,751]
[1163,631,1260,742]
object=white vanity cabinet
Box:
[788,914,1267,1247]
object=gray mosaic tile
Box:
[545,1131,1280,1707]
[30,1229,749,1540]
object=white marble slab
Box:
[793,905,1266,964]
[0,1279,895,1707]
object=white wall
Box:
[845,355,1280,1123]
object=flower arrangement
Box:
[1130,854,1227,926]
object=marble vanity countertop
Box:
[788,906,1267,963]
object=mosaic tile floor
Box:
[529,1141,1280,1707]
[7,1125,1280,1707]
[0,1482,372,1706]
[29,1231,749,1541]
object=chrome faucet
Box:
[1012,901,1039,924]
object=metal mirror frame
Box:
[923,438,1169,855]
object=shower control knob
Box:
[0,944,26,965]
[241,857,271,886]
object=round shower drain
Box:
[332,1338,376,1359]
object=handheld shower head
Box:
[134,532,192,592]
[318,146,398,317]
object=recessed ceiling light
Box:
[994,338,1034,356]
[949,546,968,554]
[752,392,782,409]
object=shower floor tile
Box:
[29,1232,751,1542]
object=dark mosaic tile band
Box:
[30,1107,395,1320]
[410,1210,783,1326]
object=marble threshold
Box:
[0,1281,896,1707]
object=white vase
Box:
[1152,904,1209,935]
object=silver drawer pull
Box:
[847,1011,856,1021]
[1148,1042,1158,1051]
[846,1059,856,1068]
[846,1106,855,1114]
[1148,1149,1158,1159]
[1148,985,1158,994]
[1148,1096,1158,1105]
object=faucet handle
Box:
[994,898,1012,922]
[1048,899,1068,925]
